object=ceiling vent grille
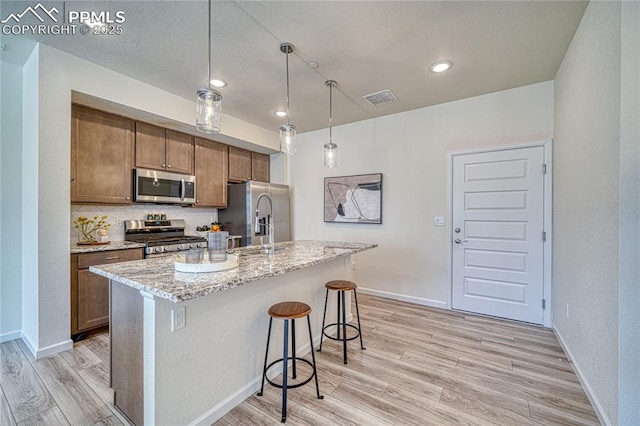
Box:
[362,89,398,106]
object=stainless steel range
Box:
[124,219,207,258]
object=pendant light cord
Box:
[285,51,291,125]
[207,0,212,89]
[329,82,333,143]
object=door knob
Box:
[454,228,461,233]
[455,238,468,244]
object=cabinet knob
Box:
[167,164,171,168]
[125,197,130,200]
[161,164,166,168]
[196,200,200,203]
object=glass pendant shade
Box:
[196,0,221,134]
[324,142,337,168]
[279,42,296,156]
[196,87,222,133]
[324,80,338,168]
[279,123,296,155]
[196,88,222,133]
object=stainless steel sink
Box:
[238,246,287,256]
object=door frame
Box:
[446,140,553,327]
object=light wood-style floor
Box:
[0,294,599,425]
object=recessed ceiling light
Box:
[210,78,227,88]
[430,60,452,73]
[274,110,287,117]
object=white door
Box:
[452,146,545,324]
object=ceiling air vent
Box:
[362,89,398,106]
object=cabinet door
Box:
[71,105,134,204]
[77,270,110,332]
[166,130,194,175]
[228,146,252,182]
[195,138,228,207]
[251,152,270,182]
[135,122,166,171]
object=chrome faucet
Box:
[255,193,275,254]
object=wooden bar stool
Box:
[257,301,323,423]
[317,280,365,364]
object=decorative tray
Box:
[174,254,239,273]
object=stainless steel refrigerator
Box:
[218,181,291,247]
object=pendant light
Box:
[279,42,296,155]
[324,80,338,168]
[196,0,222,133]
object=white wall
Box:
[0,60,23,340]
[553,1,632,424]
[18,44,278,356]
[291,81,553,307]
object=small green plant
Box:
[74,215,111,243]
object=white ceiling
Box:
[1,1,587,134]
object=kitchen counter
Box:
[92,239,376,425]
[89,240,376,303]
[70,240,146,254]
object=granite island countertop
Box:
[89,240,377,302]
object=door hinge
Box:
[542,164,547,174]
[542,231,547,242]
[542,299,546,309]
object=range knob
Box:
[154,247,162,253]
[189,243,195,249]
[177,245,183,250]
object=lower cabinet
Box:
[71,248,144,336]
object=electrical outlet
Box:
[172,306,186,331]
[351,261,357,270]
[434,216,445,226]
[565,303,569,319]
[115,219,123,228]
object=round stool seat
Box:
[268,301,311,319]
[325,280,357,291]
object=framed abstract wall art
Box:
[324,173,382,224]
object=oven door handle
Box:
[180,177,186,201]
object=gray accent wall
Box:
[554,1,639,423]
[0,60,24,340]
[618,1,640,424]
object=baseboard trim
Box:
[552,324,611,426]
[0,330,21,343]
[189,375,263,426]
[190,324,346,425]
[19,332,74,359]
[357,287,448,309]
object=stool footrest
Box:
[265,357,316,390]
[322,323,361,342]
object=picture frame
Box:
[324,173,382,224]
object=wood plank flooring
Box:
[0,294,599,425]
[0,333,126,426]
[217,294,599,426]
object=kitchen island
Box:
[90,240,376,426]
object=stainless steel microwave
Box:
[134,168,196,204]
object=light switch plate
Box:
[434,216,445,226]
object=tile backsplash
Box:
[71,205,218,242]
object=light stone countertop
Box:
[70,240,146,254]
[89,240,377,303]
